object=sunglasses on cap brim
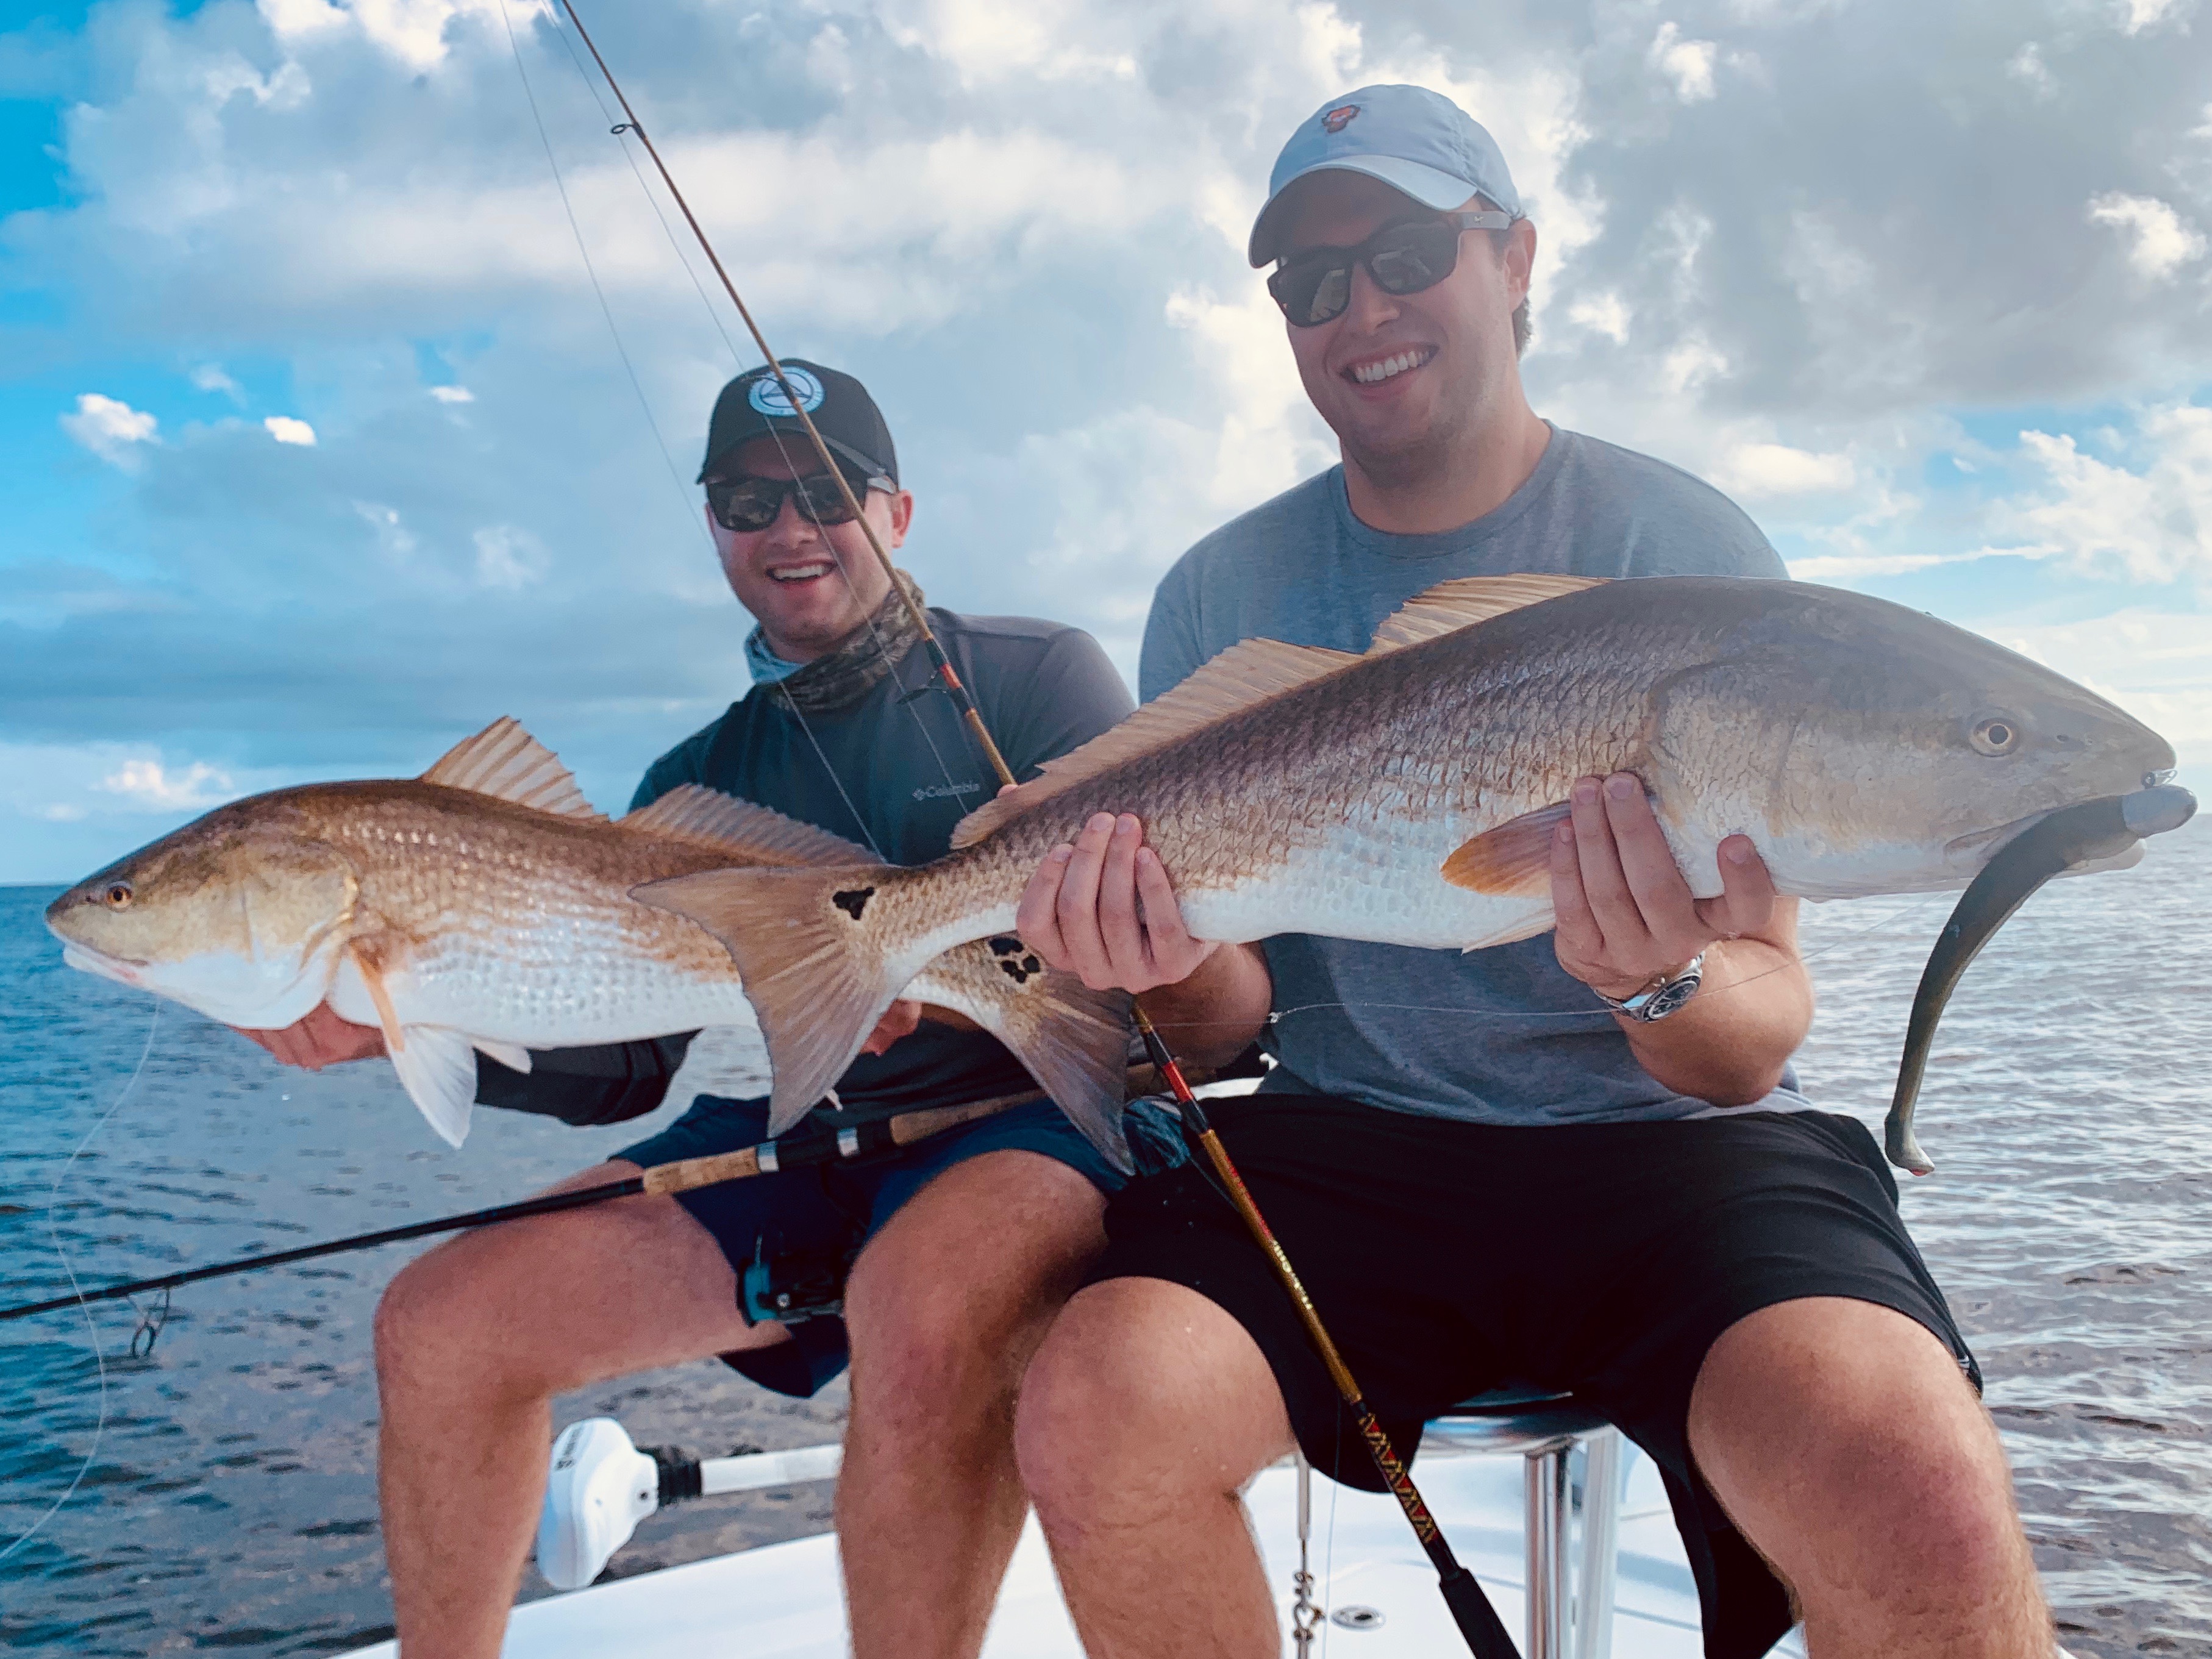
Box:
[1267,209,1515,328]
[705,468,895,534]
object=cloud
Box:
[472,523,549,590]
[2087,191,2207,280]
[190,363,243,397]
[2,0,2211,880]
[263,414,318,444]
[60,393,159,466]
[2002,404,2212,583]
[1710,441,1855,498]
[1650,21,1719,102]
[95,757,237,810]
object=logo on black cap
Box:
[747,368,826,418]
[1322,103,1360,134]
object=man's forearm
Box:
[1135,943,1273,1069]
[1619,938,1811,1107]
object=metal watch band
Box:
[1598,950,1707,1023]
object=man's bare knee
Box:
[1691,1298,2037,1621]
[1016,1279,1289,1528]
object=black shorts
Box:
[1088,1096,1978,1659]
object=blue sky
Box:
[2,0,2208,883]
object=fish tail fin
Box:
[911,940,1136,1172]
[633,862,931,1132]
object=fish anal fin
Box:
[421,718,604,822]
[951,638,1360,850]
[473,1038,532,1074]
[1441,801,1572,895]
[620,786,874,867]
[1369,575,1605,653]
[387,1026,479,1148]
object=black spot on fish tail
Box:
[832,888,875,920]
[987,935,1024,956]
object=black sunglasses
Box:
[1267,209,1515,327]
[705,469,893,534]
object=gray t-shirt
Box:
[1140,426,1815,1127]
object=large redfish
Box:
[637,576,2180,1163]
[45,720,1132,1160]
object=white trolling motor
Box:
[536,1417,845,1589]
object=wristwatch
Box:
[1597,951,1707,1023]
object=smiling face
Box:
[1274,172,1535,491]
[707,435,915,663]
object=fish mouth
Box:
[57,940,145,985]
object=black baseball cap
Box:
[697,360,899,486]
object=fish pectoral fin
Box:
[1441,802,1572,895]
[619,785,875,866]
[472,1038,532,1074]
[1368,575,1604,652]
[420,717,605,822]
[387,1026,479,1148]
[349,940,407,1054]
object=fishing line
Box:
[499,0,894,862]
[497,0,702,552]
[0,1004,159,1569]
[1130,889,1955,1038]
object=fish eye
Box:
[102,881,134,909]
[1969,717,2020,757]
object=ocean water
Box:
[2,822,2208,1655]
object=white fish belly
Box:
[1180,815,1554,951]
[327,916,758,1046]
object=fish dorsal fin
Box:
[421,718,605,821]
[950,637,1360,850]
[620,785,874,867]
[1368,574,1606,653]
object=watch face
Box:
[1643,975,1702,1021]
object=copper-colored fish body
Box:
[637,576,2177,1127]
[47,721,1135,1159]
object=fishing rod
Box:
[0,1085,1044,1326]
[1132,1008,1521,1659]
[544,18,1513,1650]
[555,0,1016,793]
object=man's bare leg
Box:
[837,1151,1110,1659]
[1022,1286,2049,1659]
[374,1162,776,1658]
[376,1151,1116,1659]
[1016,1278,1291,1659]
[1689,1296,2050,1658]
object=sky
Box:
[1,0,2208,883]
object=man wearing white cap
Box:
[1012,85,2049,1657]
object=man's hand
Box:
[235,1003,386,1071]
[1550,772,1775,1000]
[1018,812,1219,993]
[860,999,924,1057]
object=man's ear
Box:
[885,488,916,546]
[1504,218,1538,307]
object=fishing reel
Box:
[536,1416,843,1589]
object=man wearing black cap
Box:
[242,362,1180,1659]
[1013,88,2048,1659]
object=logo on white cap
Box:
[1321,103,1360,134]
[747,367,826,417]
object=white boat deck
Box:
[340,1443,1800,1657]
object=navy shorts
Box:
[616,1093,1186,1398]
